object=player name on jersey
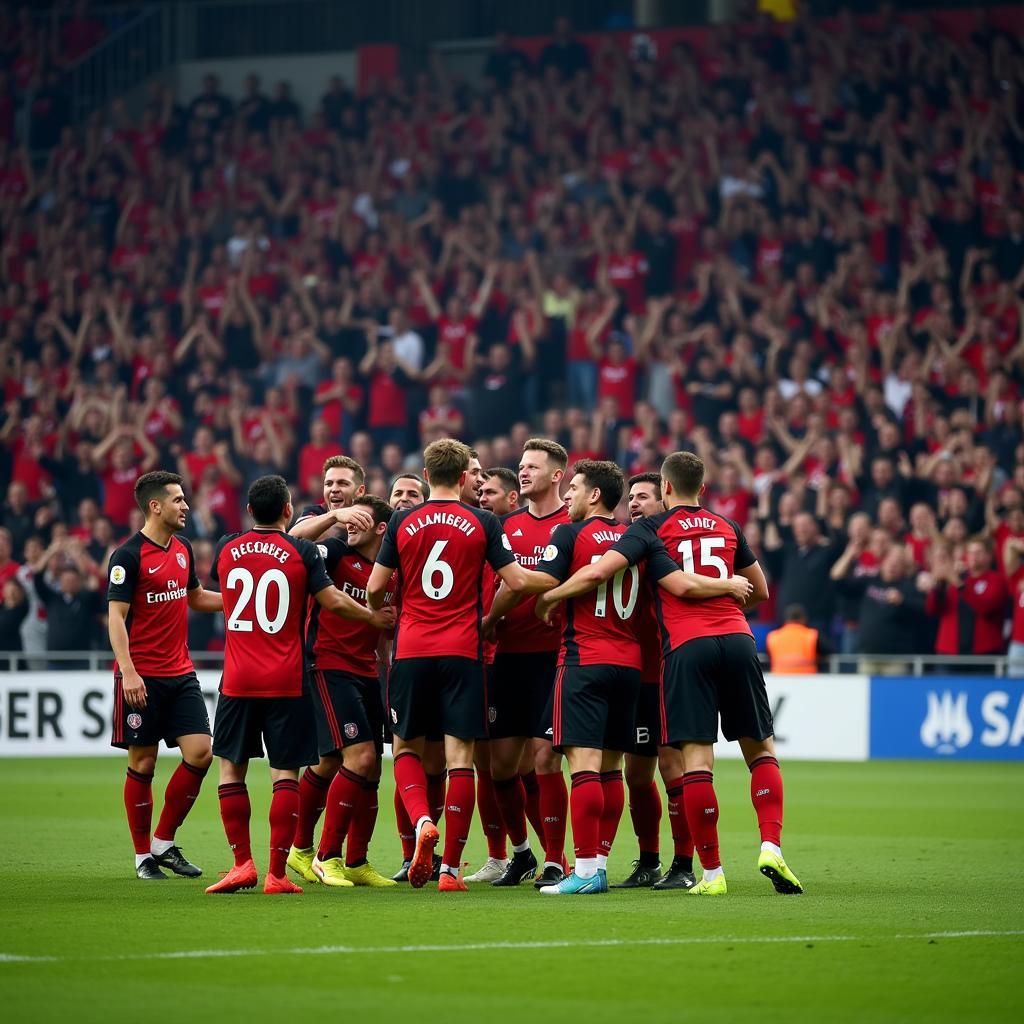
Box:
[226,539,292,563]
[404,510,477,536]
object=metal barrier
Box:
[0,649,1013,676]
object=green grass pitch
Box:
[1,757,1021,1023]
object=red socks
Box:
[153,760,208,844]
[749,755,784,846]
[537,770,568,864]
[569,771,604,860]
[476,770,508,859]
[269,778,299,877]
[493,774,529,847]
[442,767,475,867]
[293,767,331,849]
[394,787,415,860]
[665,776,695,860]
[598,769,625,859]
[521,770,544,840]
[393,751,431,827]
[124,767,154,855]
[218,782,252,866]
[345,779,379,867]
[317,767,363,862]
[628,779,662,857]
[427,771,447,824]
[682,770,720,870]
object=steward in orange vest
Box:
[766,605,826,673]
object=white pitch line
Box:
[1,929,1021,965]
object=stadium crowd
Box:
[1,8,1024,668]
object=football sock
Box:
[218,782,252,867]
[598,769,625,861]
[596,854,608,871]
[293,767,331,849]
[628,779,662,857]
[538,770,568,865]
[124,767,154,856]
[153,759,208,846]
[569,771,603,873]
[345,778,379,867]
[475,770,508,859]
[749,754,784,847]
[575,856,598,879]
[682,770,720,871]
[318,767,363,862]
[493,774,529,847]
[393,751,431,827]
[442,767,475,868]
[394,787,415,860]
[665,775,695,862]
[269,779,299,877]
[703,866,724,882]
[426,771,447,824]
[520,770,544,839]
[762,841,782,857]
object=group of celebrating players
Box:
[107,435,804,898]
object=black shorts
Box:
[111,671,211,750]
[630,682,661,757]
[387,656,485,741]
[487,650,558,740]
[661,633,773,745]
[212,688,319,770]
[310,668,385,757]
[551,663,641,754]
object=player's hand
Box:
[121,669,147,709]
[481,616,499,641]
[368,607,396,631]
[728,575,754,604]
[535,593,556,624]
[333,506,374,532]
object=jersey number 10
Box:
[590,556,639,619]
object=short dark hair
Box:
[424,439,470,487]
[783,604,808,624]
[572,459,624,511]
[135,471,183,514]
[662,451,705,496]
[390,473,429,500]
[524,437,568,469]
[628,472,662,497]
[248,475,291,525]
[353,494,393,526]
[485,467,519,493]
[323,455,365,485]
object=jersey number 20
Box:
[225,567,290,634]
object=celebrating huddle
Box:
[107,437,804,898]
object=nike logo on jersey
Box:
[148,566,160,574]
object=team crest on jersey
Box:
[127,713,142,730]
[317,544,329,560]
[176,552,187,569]
[344,722,358,739]
[110,565,126,585]
[541,544,558,561]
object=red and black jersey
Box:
[497,504,571,654]
[107,532,199,677]
[376,498,515,660]
[309,538,395,677]
[538,516,642,669]
[635,581,662,684]
[613,505,756,654]
[213,528,333,698]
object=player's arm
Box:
[485,510,557,595]
[289,505,373,541]
[187,587,223,612]
[736,561,769,609]
[316,584,395,629]
[367,518,400,610]
[108,600,147,709]
[540,549,628,609]
[495,561,560,595]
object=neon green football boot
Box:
[344,861,398,887]
[757,849,803,894]
[286,845,317,883]
[688,872,728,895]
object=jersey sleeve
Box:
[730,520,757,570]
[536,523,575,582]
[483,511,517,572]
[611,516,658,566]
[297,538,333,595]
[294,503,326,525]
[181,536,201,590]
[106,544,139,603]
[319,537,350,575]
[376,516,400,570]
[644,538,680,581]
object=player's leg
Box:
[436,657,488,891]
[518,744,545,842]
[423,739,447,825]
[465,739,510,883]
[313,741,373,886]
[679,741,725,894]
[206,753,259,894]
[124,744,161,879]
[262,689,319,894]
[651,744,696,891]
[534,738,569,882]
[613,753,661,887]
[488,734,536,886]
[150,673,213,877]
